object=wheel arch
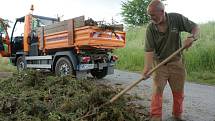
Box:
[15,52,26,66]
[53,51,78,71]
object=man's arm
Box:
[143,51,154,78]
[184,25,200,49]
[143,24,155,77]
[190,25,200,40]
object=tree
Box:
[121,0,165,26]
[0,18,10,33]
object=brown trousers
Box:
[150,57,186,118]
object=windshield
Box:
[32,15,59,29]
[12,22,24,37]
[12,15,59,39]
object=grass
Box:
[115,26,145,72]
[184,22,215,85]
[187,71,215,85]
[115,22,215,85]
[0,57,16,72]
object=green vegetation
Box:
[121,0,151,26]
[120,0,166,26]
[0,70,149,120]
[0,57,16,72]
[115,26,145,72]
[184,22,215,85]
[115,22,215,85]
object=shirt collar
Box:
[153,12,169,32]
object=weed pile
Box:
[0,70,149,121]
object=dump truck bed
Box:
[76,26,125,49]
[37,16,126,51]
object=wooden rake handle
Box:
[109,45,187,103]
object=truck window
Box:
[13,22,24,38]
[32,16,58,32]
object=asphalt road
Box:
[102,70,215,121]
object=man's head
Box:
[147,0,165,25]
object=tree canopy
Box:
[121,0,165,26]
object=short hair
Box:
[148,0,165,11]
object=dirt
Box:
[0,72,13,78]
[102,70,215,121]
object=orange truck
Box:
[0,12,126,78]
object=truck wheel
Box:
[55,57,74,77]
[91,67,107,79]
[16,56,26,71]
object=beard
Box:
[151,16,163,25]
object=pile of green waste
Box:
[0,70,149,121]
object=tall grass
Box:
[115,26,146,71]
[115,22,215,85]
[0,57,16,72]
[184,22,215,84]
[184,22,215,72]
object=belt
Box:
[155,56,181,65]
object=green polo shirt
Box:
[145,13,197,60]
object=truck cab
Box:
[10,15,59,56]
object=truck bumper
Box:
[77,62,115,74]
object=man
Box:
[143,0,199,121]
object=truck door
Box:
[10,17,25,56]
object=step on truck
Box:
[0,7,126,79]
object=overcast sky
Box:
[1,0,215,25]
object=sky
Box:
[164,0,215,24]
[1,0,215,26]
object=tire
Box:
[55,57,74,77]
[16,56,26,72]
[91,67,107,79]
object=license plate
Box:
[79,64,94,70]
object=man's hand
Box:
[184,25,199,49]
[183,36,195,49]
[142,66,151,79]
[143,51,154,79]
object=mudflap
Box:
[107,65,114,75]
[76,70,88,80]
